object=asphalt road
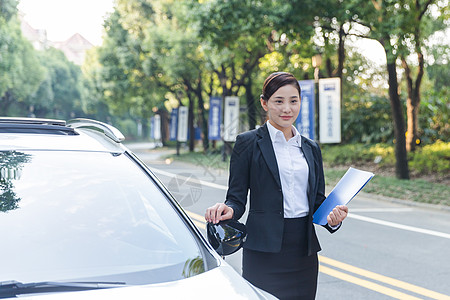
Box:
[130,144,450,300]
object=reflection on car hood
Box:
[12,263,276,299]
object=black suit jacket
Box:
[225,123,338,255]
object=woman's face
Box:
[260,84,301,132]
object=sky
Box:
[18,0,115,46]
[17,0,387,64]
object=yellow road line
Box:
[192,219,206,230]
[186,210,450,299]
[319,265,422,300]
[186,210,206,227]
[319,256,450,300]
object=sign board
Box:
[169,108,178,141]
[223,96,240,142]
[150,117,154,139]
[296,80,315,139]
[319,77,341,143]
[153,114,161,140]
[177,106,188,142]
[208,97,222,141]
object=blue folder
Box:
[313,167,374,225]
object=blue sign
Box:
[150,117,155,139]
[208,97,222,140]
[169,108,178,141]
[296,80,315,139]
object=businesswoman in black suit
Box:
[205,72,348,299]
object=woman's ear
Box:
[260,98,268,112]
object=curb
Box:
[356,191,450,212]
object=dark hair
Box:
[260,72,301,101]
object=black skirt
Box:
[242,217,319,300]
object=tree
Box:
[348,0,413,179]
[347,0,448,177]
[0,2,43,115]
[139,0,211,151]
[97,7,159,138]
[24,48,84,119]
[399,0,448,152]
[193,0,285,130]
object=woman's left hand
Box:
[327,205,348,227]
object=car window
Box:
[0,150,206,285]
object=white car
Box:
[0,118,276,299]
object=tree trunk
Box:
[402,52,424,152]
[196,81,209,152]
[326,58,333,78]
[245,75,256,130]
[336,25,345,80]
[187,91,195,152]
[158,108,169,145]
[0,90,14,115]
[386,61,410,179]
[336,25,345,110]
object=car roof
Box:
[0,118,127,153]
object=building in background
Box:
[52,33,93,65]
[19,15,93,65]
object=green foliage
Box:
[0,0,18,22]
[0,16,43,106]
[182,256,205,278]
[0,3,84,119]
[419,88,450,144]
[322,142,449,176]
[321,143,395,166]
[25,48,84,119]
[427,46,449,92]
[342,95,394,144]
[409,141,450,174]
[0,151,32,213]
[115,118,139,140]
[98,6,158,120]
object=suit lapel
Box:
[257,124,282,188]
[301,137,316,210]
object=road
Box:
[130,145,450,300]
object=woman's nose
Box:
[282,104,291,113]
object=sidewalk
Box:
[127,143,450,212]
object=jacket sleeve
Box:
[224,133,251,220]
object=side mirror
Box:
[207,219,247,256]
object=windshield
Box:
[0,150,206,285]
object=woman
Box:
[205,72,348,299]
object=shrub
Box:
[419,88,449,144]
[321,143,394,166]
[409,141,450,174]
[322,142,449,176]
[342,95,394,144]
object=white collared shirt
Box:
[266,121,309,218]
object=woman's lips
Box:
[281,116,292,120]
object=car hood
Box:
[14,263,276,299]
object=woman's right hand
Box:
[205,203,234,224]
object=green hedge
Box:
[321,141,449,175]
[409,141,449,174]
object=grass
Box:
[167,150,450,207]
[323,168,449,206]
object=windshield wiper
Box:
[0,280,127,298]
